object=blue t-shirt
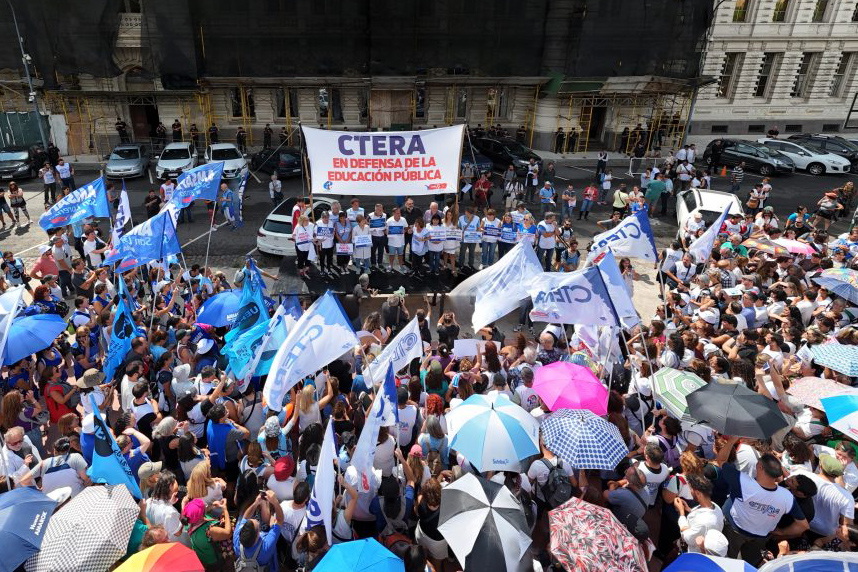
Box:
[123,447,150,484]
[233,518,281,572]
[539,186,554,204]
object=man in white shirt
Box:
[82,229,108,268]
[805,455,854,540]
[395,386,420,452]
[268,173,283,206]
[386,206,407,273]
[346,198,364,226]
[280,481,310,547]
[159,178,176,203]
[120,362,144,412]
[0,427,36,486]
[675,474,724,553]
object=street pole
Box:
[7,0,49,151]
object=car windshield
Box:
[262,219,293,234]
[698,209,731,226]
[756,145,780,157]
[211,148,242,160]
[160,148,190,160]
[110,148,139,160]
[279,152,299,162]
[0,151,27,161]
[502,141,530,154]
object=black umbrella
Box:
[686,381,789,439]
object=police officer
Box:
[171,119,182,142]
[236,126,247,154]
[155,122,167,150]
[263,123,273,149]
[208,123,219,144]
[115,117,130,144]
[190,123,200,149]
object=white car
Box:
[203,143,248,179]
[675,188,744,239]
[256,197,333,256]
[155,142,198,180]
[757,138,850,175]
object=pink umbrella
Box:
[533,361,608,416]
[774,237,816,255]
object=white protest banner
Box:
[303,125,464,196]
[453,339,488,358]
[354,235,372,248]
[336,243,354,255]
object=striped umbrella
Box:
[652,367,707,422]
[438,473,530,572]
[741,237,790,257]
[445,393,540,472]
[540,409,627,470]
[812,268,858,304]
[821,394,858,441]
[809,344,858,377]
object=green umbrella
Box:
[651,367,707,422]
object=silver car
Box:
[104,143,149,179]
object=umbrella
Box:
[540,409,627,470]
[786,376,858,410]
[115,543,203,572]
[808,344,858,377]
[196,290,275,327]
[821,394,858,440]
[314,538,404,572]
[686,382,789,439]
[438,473,531,572]
[757,551,858,572]
[741,237,789,257]
[533,361,608,415]
[812,268,858,305]
[664,553,756,572]
[0,488,57,572]
[445,393,540,472]
[773,237,816,256]
[2,314,67,365]
[548,496,647,572]
[25,484,139,572]
[651,368,707,422]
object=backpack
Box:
[235,541,264,572]
[540,458,573,509]
[656,434,681,469]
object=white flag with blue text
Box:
[351,364,399,492]
[688,204,731,264]
[305,419,337,545]
[528,267,619,326]
[365,317,423,383]
[594,249,640,328]
[263,291,358,411]
[588,209,658,262]
[111,183,132,245]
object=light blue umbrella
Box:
[809,344,858,377]
[2,314,67,365]
[540,409,627,470]
[445,393,540,472]
[314,538,404,572]
[758,551,858,571]
[820,394,858,440]
[812,268,858,305]
[197,290,274,327]
[664,553,756,572]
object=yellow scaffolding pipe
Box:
[529,85,539,148]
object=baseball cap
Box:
[699,310,719,325]
[138,461,162,483]
[704,529,729,557]
[274,455,295,481]
[635,377,652,397]
[820,454,845,477]
[182,498,206,524]
[409,444,424,458]
[38,245,49,255]
[703,343,721,359]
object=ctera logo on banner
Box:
[588,209,658,262]
[528,266,620,326]
[168,162,224,210]
[39,177,111,230]
[302,125,464,196]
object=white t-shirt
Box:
[267,475,296,502]
[806,473,855,536]
[160,182,175,202]
[32,452,88,498]
[727,469,798,537]
[368,212,387,237]
[396,405,419,445]
[147,499,190,545]
[294,223,314,252]
[427,225,445,252]
[636,461,670,506]
[373,436,396,476]
[527,456,574,502]
[482,218,501,244]
[279,501,308,542]
[314,221,335,249]
[537,222,556,249]
[386,217,407,248]
[515,384,540,412]
[83,239,105,266]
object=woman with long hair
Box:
[184,460,226,510]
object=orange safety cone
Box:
[720,165,727,177]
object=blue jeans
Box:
[178,203,194,223]
[427,251,441,272]
[562,202,575,221]
[354,256,370,273]
[481,242,496,266]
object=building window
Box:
[486,87,509,121]
[711,125,729,134]
[317,88,343,123]
[717,53,742,98]
[414,86,426,119]
[772,0,789,22]
[792,52,819,98]
[455,88,468,119]
[754,52,780,98]
[831,53,854,97]
[823,123,841,132]
[732,0,750,22]
[275,88,299,118]
[785,124,802,133]
[748,124,765,133]
[230,87,255,118]
[853,3,858,21]
[811,0,829,22]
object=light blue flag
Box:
[86,394,142,499]
[350,364,399,492]
[224,305,293,386]
[263,291,359,410]
[39,177,111,230]
[224,258,268,344]
[595,248,639,327]
[283,295,303,320]
[528,265,619,326]
[103,278,136,382]
[169,162,224,210]
[103,210,181,269]
[688,204,731,264]
[588,209,658,262]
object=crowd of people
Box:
[1,143,858,572]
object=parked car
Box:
[787,134,858,172]
[702,139,794,176]
[155,142,198,180]
[0,146,38,180]
[104,143,149,179]
[203,143,248,179]
[675,188,744,239]
[461,142,493,174]
[471,136,542,176]
[256,196,333,257]
[757,138,850,175]
[249,147,303,178]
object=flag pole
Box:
[202,196,217,278]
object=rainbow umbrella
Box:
[741,237,789,257]
[812,268,858,304]
[533,361,608,415]
[115,543,203,572]
[773,237,816,255]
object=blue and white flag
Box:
[103,278,136,382]
[351,364,399,492]
[169,162,224,210]
[588,209,658,262]
[528,266,619,326]
[103,210,181,270]
[87,395,142,499]
[39,177,111,230]
[688,204,731,264]
[225,258,268,344]
[450,241,545,330]
[283,294,303,320]
[225,304,295,391]
[365,317,423,383]
[263,291,359,410]
[594,249,639,328]
[111,181,132,245]
[305,418,337,545]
